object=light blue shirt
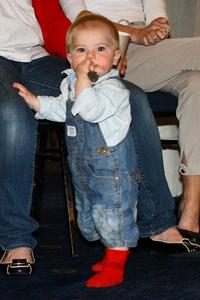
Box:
[36,68,131,147]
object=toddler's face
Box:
[67,26,120,76]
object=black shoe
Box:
[178,228,200,245]
[0,251,35,275]
[138,237,200,255]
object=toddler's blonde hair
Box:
[66,14,119,53]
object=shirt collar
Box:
[62,68,119,85]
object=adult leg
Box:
[180,175,200,233]
[164,71,200,233]
[0,56,69,266]
[0,58,38,253]
[23,55,69,96]
[125,37,200,92]
[125,37,200,235]
[122,80,181,242]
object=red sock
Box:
[91,258,105,273]
[87,248,129,288]
[92,249,131,273]
[91,249,106,273]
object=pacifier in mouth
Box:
[87,71,99,82]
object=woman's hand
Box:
[129,17,170,46]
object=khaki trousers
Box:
[125,36,200,175]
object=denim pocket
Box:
[87,150,117,178]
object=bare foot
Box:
[0,247,34,263]
[179,200,199,233]
[178,175,200,233]
[151,227,182,243]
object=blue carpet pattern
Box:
[1,161,200,300]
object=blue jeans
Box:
[0,55,69,251]
[122,79,176,237]
[0,55,175,251]
[65,101,140,248]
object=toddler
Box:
[14,14,140,288]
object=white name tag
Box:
[67,125,77,137]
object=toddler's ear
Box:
[66,53,72,65]
[113,49,121,66]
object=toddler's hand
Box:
[13,82,40,112]
[74,59,92,97]
[76,59,91,79]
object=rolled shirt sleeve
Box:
[35,75,70,122]
[60,0,87,22]
[143,0,168,24]
[35,94,67,122]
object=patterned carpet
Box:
[1,160,200,300]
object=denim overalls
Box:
[65,93,140,248]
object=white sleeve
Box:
[71,80,130,123]
[143,0,168,24]
[35,76,69,122]
[59,0,87,22]
[35,94,67,122]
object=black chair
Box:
[147,91,179,150]
[33,120,78,257]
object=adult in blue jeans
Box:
[0,0,197,277]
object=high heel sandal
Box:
[0,250,35,275]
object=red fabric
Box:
[87,249,129,288]
[91,257,106,273]
[32,0,71,58]
[92,249,131,273]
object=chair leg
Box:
[161,139,179,150]
[32,125,49,221]
[58,126,79,257]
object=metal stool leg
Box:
[57,125,79,257]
